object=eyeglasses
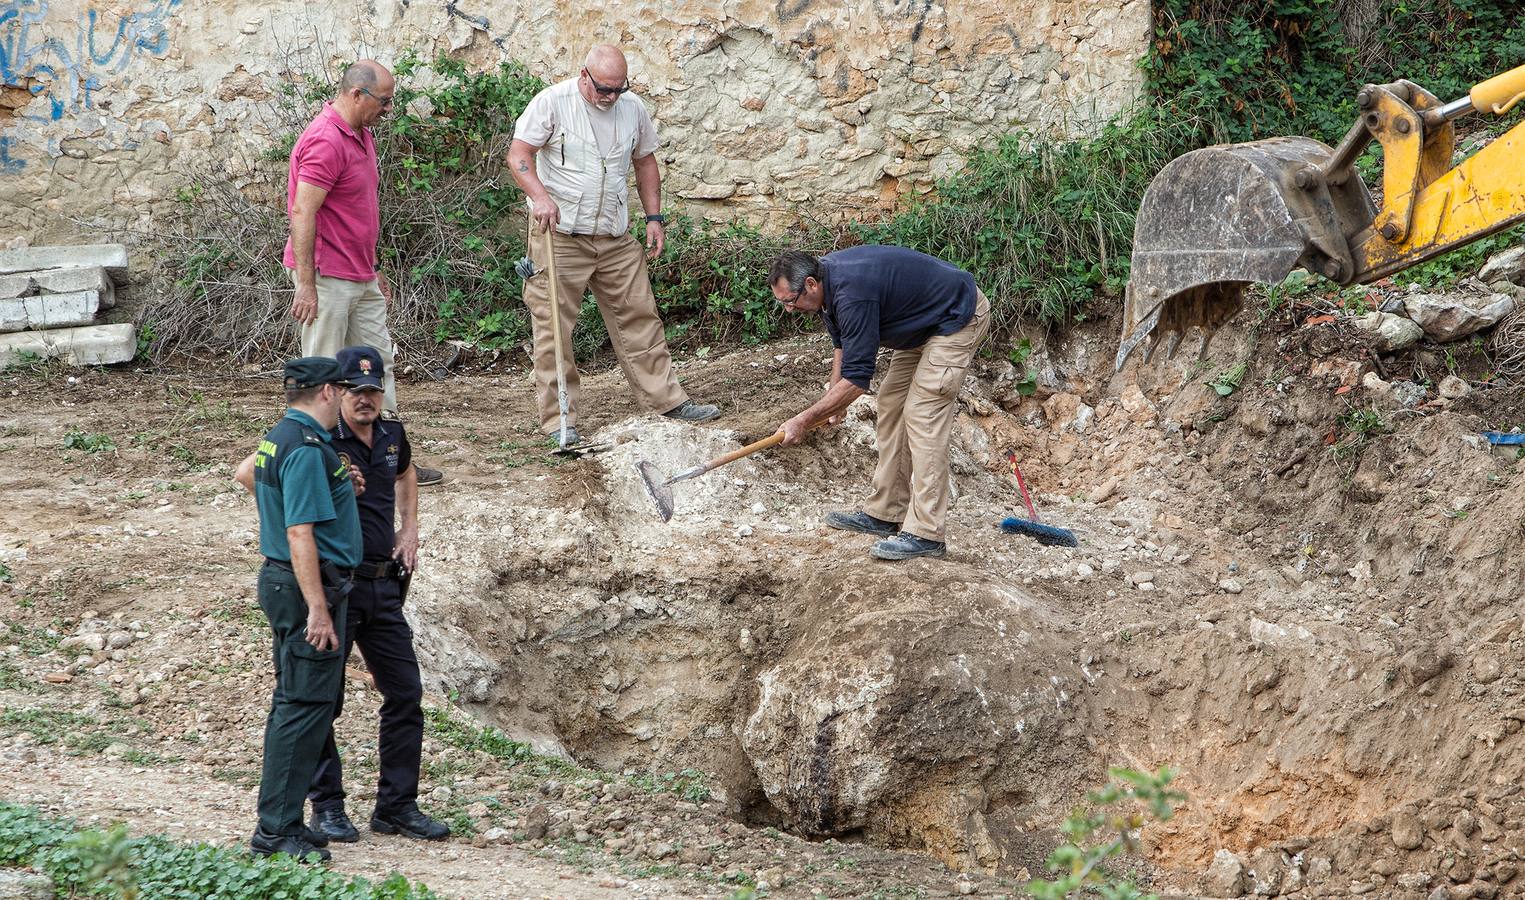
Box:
[584,70,630,96]
[359,87,394,107]
[778,285,805,309]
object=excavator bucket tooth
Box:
[1117,136,1377,371]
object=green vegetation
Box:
[1144,0,1525,145]
[1029,767,1182,900]
[424,704,715,803]
[857,103,1216,333]
[0,802,438,898]
[150,4,1523,366]
[62,429,115,453]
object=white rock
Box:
[1220,578,1243,595]
[0,243,127,279]
[1354,311,1424,351]
[1438,375,1470,400]
[0,323,136,368]
[1479,245,1525,285]
[1404,291,1514,342]
[750,502,767,515]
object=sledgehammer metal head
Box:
[636,461,675,522]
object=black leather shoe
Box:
[825,510,901,537]
[250,826,331,862]
[308,807,359,843]
[371,806,451,841]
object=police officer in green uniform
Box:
[249,357,363,862]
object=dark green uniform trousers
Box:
[255,563,347,836]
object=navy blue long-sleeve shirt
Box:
[818,245,977,389]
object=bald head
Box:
[340,60,393,94]
[584,45,628,83]
[335,59,395,127]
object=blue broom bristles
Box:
[1000,516,1079,548]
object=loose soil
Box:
[3,308,1525,899]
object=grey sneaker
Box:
[548,427,580,446]
[663,400,721,423]
[870,531,947,560]
[825,510,901,537]
[414,466,443,486]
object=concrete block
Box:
[0,243,128,280]
[0,323,136,368]
[0,290,103,332]
[0,266,116,307]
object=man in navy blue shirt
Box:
[768,246,990,560]
[238,346,448,845]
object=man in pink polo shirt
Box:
[284,60,441,485]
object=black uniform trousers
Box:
[307,569,425,816]
[256,563,347,836]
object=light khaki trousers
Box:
[523,232,686,433]
[295,272,398,414]
[863,290,990,542]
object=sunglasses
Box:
[584,70,630,96]
[358,87,394,107]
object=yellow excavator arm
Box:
[1117,63,1525,370]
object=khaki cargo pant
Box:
[295,271,398,414]
[523,232,686,433]
[863,290,990,542]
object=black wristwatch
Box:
[645,214,666,224]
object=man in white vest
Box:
[507,44,720,445]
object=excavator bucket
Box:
[1116,136,1377,370]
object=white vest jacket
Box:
[532,79,645,236]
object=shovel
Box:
[1000,450,1078,547]
[514,232,608,457]
[637,431,788,523]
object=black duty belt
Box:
[263,558,356,582]
[354,560,402,580]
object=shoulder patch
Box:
[303,433,321,444]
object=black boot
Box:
[250,826,332,862]
[371,806,451,841]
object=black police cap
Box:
[335,345,385,389]
[282,356,351,390]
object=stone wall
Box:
[0,0,1149,246]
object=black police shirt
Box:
[331,416,412,562]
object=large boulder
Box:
[740,571,1076,872]
[1402,291,1514,342]
[1479,246,1525,285]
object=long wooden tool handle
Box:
[670,431,786,484]
[541,226,572,439]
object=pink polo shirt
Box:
[282,102,380,282]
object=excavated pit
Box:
[402,322,1525,893]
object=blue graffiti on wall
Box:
[1,0,180,171]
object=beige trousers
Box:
[863,290,990,541]
[523,232,686,433]
[295,272,398,413]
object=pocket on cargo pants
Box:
[281,635,343,704]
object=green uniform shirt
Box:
[253,409,363,568]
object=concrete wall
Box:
[0,0,1150,246]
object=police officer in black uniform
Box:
[305,346,449,843]
[247,357,362,862]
